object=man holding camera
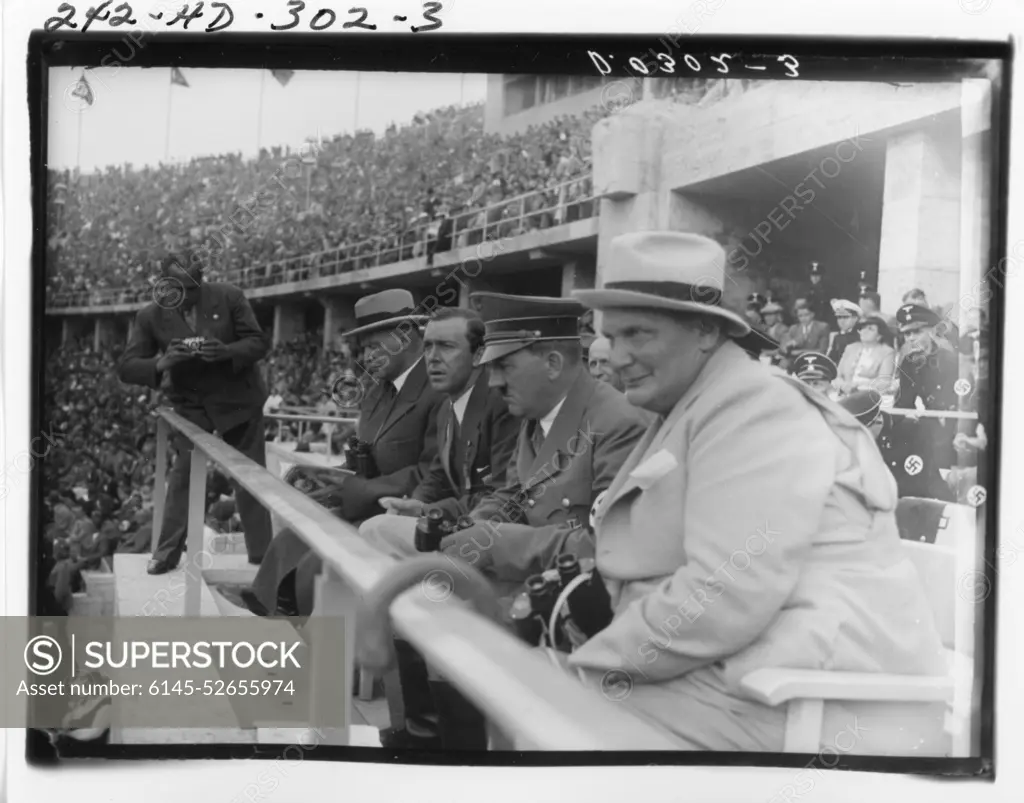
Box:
[248,289,443,616]
[357,306,520,749]
[117,251,273,575]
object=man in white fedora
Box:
[555,231,947,752]
[246,288,444,616]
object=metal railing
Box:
[46,174,598,310]
[266,409,359,458]
[151,407,679,749]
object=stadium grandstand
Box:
[39,73,990,755]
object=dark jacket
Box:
[337,358,444,521]
[413,369,520,520]
[117,282,269,433]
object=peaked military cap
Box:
[838,389,884,427]
[896,303,941,333]
[471,291,584,364]
[747,292,768,309]
[789,351,837,382]
[809,261,823,276]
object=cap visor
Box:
[479,341,533,365]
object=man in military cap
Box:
[362,291,649,749]
[839,390,953,502]
[789,351,838,398]
[827,298,862,365]
[893,302,961,470]
[804,261,834,328]
[246,289,444,616]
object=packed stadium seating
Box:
[46,100,610,307]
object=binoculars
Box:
[414,508,475,552]
[509,553,613,648]
[345,435,379,479]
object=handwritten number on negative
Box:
[710,54,732,74]
[309,7,336,29]
[412,1,442,32]
[81,1,112,32]
[109,1,136,25]
[343,7,376,29]
[44,3,78,30]
[271,0,304,30]
[777,54,799,78]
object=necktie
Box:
[531,420,545,454]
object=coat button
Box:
[527,499,535,507]
[561,497,571,508]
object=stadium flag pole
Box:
[256,68,267,154]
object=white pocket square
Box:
[629,449,678,490]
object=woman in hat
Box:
[893,303,960,468]
[835,314,896,397]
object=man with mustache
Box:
[358,306,520,749]
[360,292,649,750]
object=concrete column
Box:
[958,79,992,328]
[877,120,962,313]
[62,318,71,346]
[93,318,118,351]
[273,302,306,347]
[321,296,356,352]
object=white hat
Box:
[343,289,427,339]
[572,232,751,337]
[831,298,864,317]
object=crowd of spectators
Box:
[46,99,610,306]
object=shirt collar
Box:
[451,382,474,426]
[538,393,568,437]
[392,358,420,394]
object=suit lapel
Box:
[523,371,596,489]
[374,358,427,442]
[438,400,457,490]
[457,371,490,484]
[605,341,749,507]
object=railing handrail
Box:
[45,173,598,310]
[156,407,679,749]
[267,412,359,425]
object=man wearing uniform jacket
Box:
[247,289,443,616]
[361,292,649,751]
[117,251,273,575]
[437,292,650,595]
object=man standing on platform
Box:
[247,289,443,616]
[117,250,273,575]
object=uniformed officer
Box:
[361,292,649,750]
[789,351,838,398]
[805,261,834,328]
[827,298,862,364]
[839,389,953,502]
[893,303,960,469]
